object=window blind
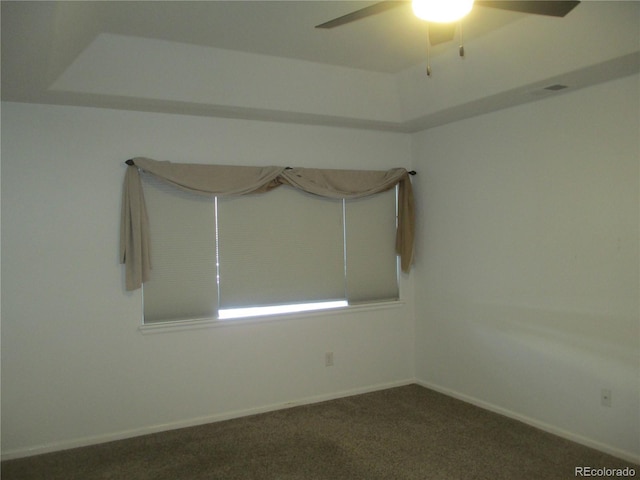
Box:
[141,173,218,322]
[345,187,399,303]
[139,175,400,323]
[216,186,346,309]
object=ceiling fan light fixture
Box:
[412,0,474,23]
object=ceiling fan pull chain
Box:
[459,20,465,58]
[426,24,432,77]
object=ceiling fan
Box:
[316,0,580,50]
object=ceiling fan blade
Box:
[475,1,580,17]
[429,23,457,46]
[315,1,407,29]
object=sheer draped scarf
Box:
[120,157,415,291]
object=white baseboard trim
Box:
[1,378,415,461]
[415,379,640,465]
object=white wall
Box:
[3,76,638,462]
[412,74,640,461]
[0,102,415,458]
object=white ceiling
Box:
[2,1,639,131]
[1,1,523,76]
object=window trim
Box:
[137,298,406,335]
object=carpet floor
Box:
[2,384,637,479]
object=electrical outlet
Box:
[601,388,612,407]
[325,352,334,367]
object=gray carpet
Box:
[2,385,637,479]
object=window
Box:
[140,172,399,324]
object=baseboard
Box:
[1,378,415,461]
[415,379,640,465]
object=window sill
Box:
[137,300,406,335]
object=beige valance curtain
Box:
[120,157,415,291]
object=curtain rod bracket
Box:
[408,171,416,175]
[125,159,135,166]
